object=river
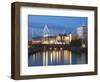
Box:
[28,49,87,66]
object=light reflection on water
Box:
[28,49,87,66]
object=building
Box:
[42,34,72,44]
[28,24,72,45]
[56,34,72,44]
[76,25,87,47]
[41,24,72,44]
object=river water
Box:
[28,49,87,66]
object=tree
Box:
[70,38,82,47]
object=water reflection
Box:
[28,49,87,66]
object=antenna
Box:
[43,24,49,37]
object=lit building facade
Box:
[29,24,72,45]
[41,24,72,44]
[42,34,72,44]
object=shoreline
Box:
[28,44,87,54]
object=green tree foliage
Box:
[70,38,82,47]
[28,46,39,54]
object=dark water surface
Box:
[28,49,87,66]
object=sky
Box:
[28,15,88,40]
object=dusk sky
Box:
[28,15,88,40]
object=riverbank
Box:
[28,44,87,54]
